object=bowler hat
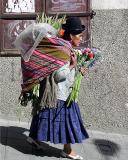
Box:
[62,17,85,35]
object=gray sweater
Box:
[54,63,75,101]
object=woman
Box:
[28,17,89,160]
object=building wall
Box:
[79,0,128,133]
[80,9,128,133]
[0,57,32,121]
[0,1,128,134]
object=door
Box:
[0,0,92,56]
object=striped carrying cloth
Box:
[21,36,72,92]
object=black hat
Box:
[62,17,85,35]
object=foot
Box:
[61,150,83,160]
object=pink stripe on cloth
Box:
[21,49,69,91]
[33,50,66,66]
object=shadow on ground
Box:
[93,139,120,160]
[0,126,62,158]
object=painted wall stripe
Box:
[92,0,128,9]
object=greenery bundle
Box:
[36,13,66,31]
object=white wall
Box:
[92,0,128,9]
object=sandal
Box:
[67,154,83,160]
[61,151,83,160]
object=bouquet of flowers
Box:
[67,47,101,106]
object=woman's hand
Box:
[69,53,77,70]
[80,67,88,76]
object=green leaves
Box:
[36,13,66,31]
[19,84,40,107]
[67,72,83,106]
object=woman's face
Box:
[70,33,83,47]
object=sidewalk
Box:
[0,118,128,160]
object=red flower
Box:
[88,53,94,59]
[59,28,65,37]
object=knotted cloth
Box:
[21,36,72,92]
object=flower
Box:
[88,53,94,59]
[74,49,82,55]
[59,28,65,37]
[83,47,91,53]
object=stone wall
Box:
[79,9,128,133]
[0,57,31,122]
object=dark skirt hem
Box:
[31,137,88,144]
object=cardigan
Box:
[54,63,75,101]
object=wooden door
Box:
[0,0,92,56]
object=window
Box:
[0,0,91,56]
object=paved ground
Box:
[0,118,128,160]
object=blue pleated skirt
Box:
[29,100,89,144]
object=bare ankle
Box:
[63,144,72,154]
